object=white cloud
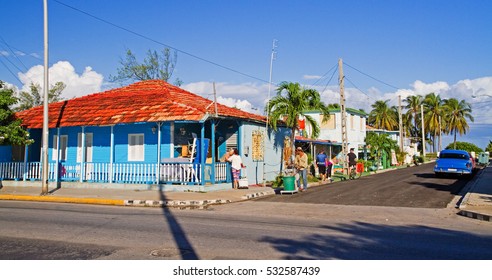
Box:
[182,81,268,114]
[18,61,104,99]
[0,50,9,56]
[181,77,492,125]
[303,75,322,80]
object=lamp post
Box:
[41,0,49,195]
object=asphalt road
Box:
[258,163,469,208]
[1,196,492,260]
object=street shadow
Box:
[158,185,199,260]
[259,221,492,260]
[407,176,466,195]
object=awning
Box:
[295,136,343,146]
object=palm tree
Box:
[267,81,330,149]
[403,95,422,141]
[368,100,398,131]
[365,132,398,170]
[443,98,474,149]
[422,92,444,153]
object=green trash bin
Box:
[282,176,296,191]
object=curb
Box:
[0,194,124,206]
[456,166,492,222]
[0,190,275,208]
[458,210,491,222]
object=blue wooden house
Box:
[0,80,290,190]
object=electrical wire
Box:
[53,0,271,84]
[343,61,400,90]
[0,36,29,71]
[311,62,338,87]
[0,57,23,84]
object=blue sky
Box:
[1,0,491,149]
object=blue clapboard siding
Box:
[46,122,172,164]
[0,146,12,162]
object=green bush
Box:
[445,142,483,153]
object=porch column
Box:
[55,127,60,182]
[109,125,114,184]
[80,126,86,182]
[238,121,243,178]
[200,122,205,185]
[156,122,162,184]
[22,129,30,181]
[211,119,216,184]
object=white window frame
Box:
[77,133,93,163]
[128,134,144,161]
[52,135,68,161]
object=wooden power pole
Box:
[339,59,348,174]
[398,95,403,152]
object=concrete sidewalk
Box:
[0,184,275,208]
[458,163,492,222]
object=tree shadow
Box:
[259,221,492,260]
[158,185,199,260]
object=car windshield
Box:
[439,153,469,160]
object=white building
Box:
[299,108,368,159]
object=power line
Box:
[343,61,400,90]
[53,0,271,84]
[311,62,338,87]
[344,76,375,102]
[319,64,339,94]
[0,57,23,84]
[0,35,29,71]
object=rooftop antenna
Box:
[263,39,277,187]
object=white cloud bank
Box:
[18,61,103,99]
[15,61,492,126]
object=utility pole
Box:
[438,115,442,151]
[398,95,403,152]
[421,104,426,160]
[41,0,49,195]
[339,59,348,174]
[263,39,277,187]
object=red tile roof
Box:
[15,80,266,129]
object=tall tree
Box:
[15,82,65,111]
[403,94,423,141]
[368,99,398,130]
[422,92,444,153]
[443,98,474,149]
[266,81,330,149]
[0,81,31,145]
[110,48,182,85]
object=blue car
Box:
[434,149,474,177]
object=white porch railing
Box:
[0,161,231,185]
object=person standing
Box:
[316,150,327,182]
[294,147,308,191]
[227,148,243,189]
[220,148,234,162]
[326,156,334,182]
[347,148,357,175]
